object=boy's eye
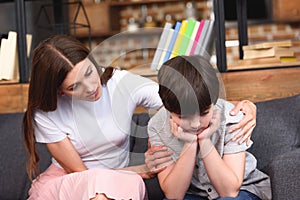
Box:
[178,115,188,119]
[200,111,209,116]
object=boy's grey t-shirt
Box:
[148,99,271,200]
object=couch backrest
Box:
[0,113,51,200]
[1,95,299,199]
[0,112,150,199]
[249,94,300,173]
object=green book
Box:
[170,20,188,58]
[178,19,196,56]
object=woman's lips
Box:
[87,88,99,98]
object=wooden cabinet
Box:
[0,83,28,113]
[68,0,181,37]
[1,67,299,113]
[69,1,120,37]
[273,0,300,22]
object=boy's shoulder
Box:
[149,107,169,125]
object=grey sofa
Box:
[0,94,299,200]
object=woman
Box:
[23,35,257,200]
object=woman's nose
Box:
[83,81,94,93]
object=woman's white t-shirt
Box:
[34,70,162,169]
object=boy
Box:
[148,55,271,200]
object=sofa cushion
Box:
[248,94,300,173]
[267,148,300,200]
[0,113,51,200]
[129,113,151,166]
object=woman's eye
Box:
[85,67,93,76]
[71,83,80,91]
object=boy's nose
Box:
[190,116,200,129]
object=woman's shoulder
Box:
[109,69,156,85]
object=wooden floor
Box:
[0,67,299,114]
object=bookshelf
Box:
[214,0,248,72]
[0,0,34,84]
[213,0,300,72]
[227,61,300,71]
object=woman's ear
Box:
[57,88,64,96]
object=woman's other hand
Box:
[144,142,172,175]
[229,100,257,146]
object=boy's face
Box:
[170,105,214,135]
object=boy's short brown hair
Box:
[158,55,219,115]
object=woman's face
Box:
[60,58,102,101]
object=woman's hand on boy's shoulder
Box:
[228,100,257,146]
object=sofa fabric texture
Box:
[0,94,299,200]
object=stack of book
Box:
[239,40,297,66]
[151,19,215,71]
[0,31,32,81]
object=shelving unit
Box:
[1,0,299,114]
[214,0,248,72]
[213,0,300,72]
[109,0,180,6]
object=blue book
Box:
[163,21,181,63]
[157,28,174,70]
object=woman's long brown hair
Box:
[22,34,114,180]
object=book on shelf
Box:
[238,56,298,66]
[190,19,205,55]
[150,22,172,70]
[194,20,210,55]
[242,40,293,51]
[151,19,215,71]
[163,21,181,63]
[196,20,215,58]
[280,56,297,62]
[0,31,32,81]
[243,46,295,59]
[157,28,174,70]
[0,31,19,80]
[178,19,196,56]
[170,20,188,58]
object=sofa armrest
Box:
[129,113,151,166]
[266,148,300,200]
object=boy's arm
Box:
[199,138,246,198]
[157,120,198,200]
[229,100,256,146]
[198,110,246,198]
[158,140,198,200]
